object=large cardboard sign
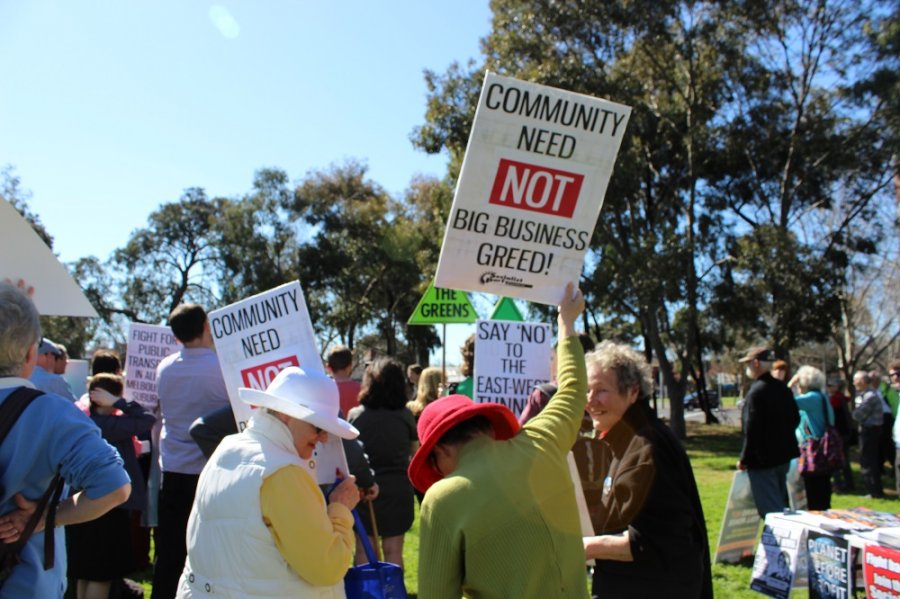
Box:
[434,72,631,305]
[806,530,852,599]
[863,544,900,599]
[208,282,347,483]
[0,198,98,317]
[473,320,551,417]
[751,517,808,598]
[124,323,182,411]
[715,471,761,564]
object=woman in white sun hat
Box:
[177,367,361,598]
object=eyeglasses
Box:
[891,371,900,379]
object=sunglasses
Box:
[891,371,900,379]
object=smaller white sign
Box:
[473,320,551,417]
[124,323,182,411]
[63,359,90,399]
[208,281,347,483]
[750,517,809,598]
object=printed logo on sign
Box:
[489,158,583,218]
[241,355,301,392]
[479,272,534,288]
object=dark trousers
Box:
[881,413,895,471]
[859,425,884,497]
[151,472,200,599]
[802,474,832,510]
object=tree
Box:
[113,188,219,323]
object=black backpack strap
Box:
[0,387,63,570]
[0,387,44,444]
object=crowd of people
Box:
[1,277,898,598]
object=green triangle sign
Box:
[407,283,478,325]
[489,297,524,321]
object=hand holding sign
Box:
[557,282,584,338]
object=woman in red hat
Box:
[409,282,590,599]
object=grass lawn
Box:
[132,421,897,597]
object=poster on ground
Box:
[863,544,900,599]
[751,517,808,598]
[208,281,347,483]
[473,319,551,418]
[434,72,631,305]
[715,471,761,564]
[806,530,852,599]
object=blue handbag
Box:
[344,508,408,599]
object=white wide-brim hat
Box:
[238,366,359,440]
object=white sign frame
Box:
[434,72,631,305]
[473,320,551,418]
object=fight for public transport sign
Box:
[434,72,631,305]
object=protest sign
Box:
[806,530,852,599]
[473,319,551,418]
[63,359,89,400]
[124,323,182,411]
[408,283,478,325]
[208,281,346,483]
[864,544,900,599]
[715,471,761,564]
[0,198,97,317]
[434,72,631,305]
[751,518,808,598]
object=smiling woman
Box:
[583,341,712,599]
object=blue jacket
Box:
[0,379,129,598]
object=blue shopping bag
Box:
[344,508,408,599]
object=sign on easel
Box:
[434,72,631,305]
[715,471,761,564]
[473,320,551,417]
[208,281,347,483]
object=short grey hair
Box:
[853,370,871,385]
[0,283,41,376]
[585,341,654,403]
[794,365,825,392]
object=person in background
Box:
[407,366,442,423]
[348,358,418,569]
[772,360,790,384]
[410,283,590,599]
[178,367,361,598]
[852,370,885,498]
[792,366,835,510]
[737,347,800,518]
[326,345,361,417]
[889,360,900,495]
[0,281,131,598]
[29,337,76,401]
[406,363,423,402]
[446,335,475,398]
[583,341,712,598]
[152,304,230,599]
[66,373,155,599]
[827,379,854,492]
[873,368,896,479]
[52,343,68,375]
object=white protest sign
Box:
[473,320,551,417]
[434,72,631,305]
[63,359,89,399]
[0,198,98,317]
[124,323,182,411]
[208,281,347,483]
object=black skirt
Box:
[66,508,135,581]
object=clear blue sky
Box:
[1,0,491,265]
[1,1,496,363]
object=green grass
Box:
[131,423,897,598]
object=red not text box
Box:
[240,355,300,392]
[489,158,583,218]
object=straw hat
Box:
[238,366,358,439]
[407,394,519,493]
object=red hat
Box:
[407,394,520,494]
